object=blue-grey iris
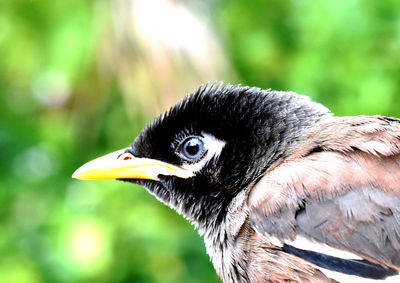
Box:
[181,137,204,160]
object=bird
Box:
[73,83,400,283]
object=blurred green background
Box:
[1,0,400,282]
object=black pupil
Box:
[184,138,201,158]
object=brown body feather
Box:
[242,116,400,281]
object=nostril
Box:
[119,152,133,160]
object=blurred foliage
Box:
[0,0,399,282]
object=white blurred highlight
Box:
[104,0,233,116]
[134,0,211,59]
[31,70,70,108]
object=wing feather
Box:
[248,116,400,272]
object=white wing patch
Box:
[285,236,362,260]
[281,236,400,282]
[318,267,400,283]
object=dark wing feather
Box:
[248,116,400,271]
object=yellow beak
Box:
[72,149,193,181]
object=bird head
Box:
[73,84,330,229]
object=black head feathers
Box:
[126,83,330,225]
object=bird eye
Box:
[179,137,205,161]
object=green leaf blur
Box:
[1,0,399,282]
